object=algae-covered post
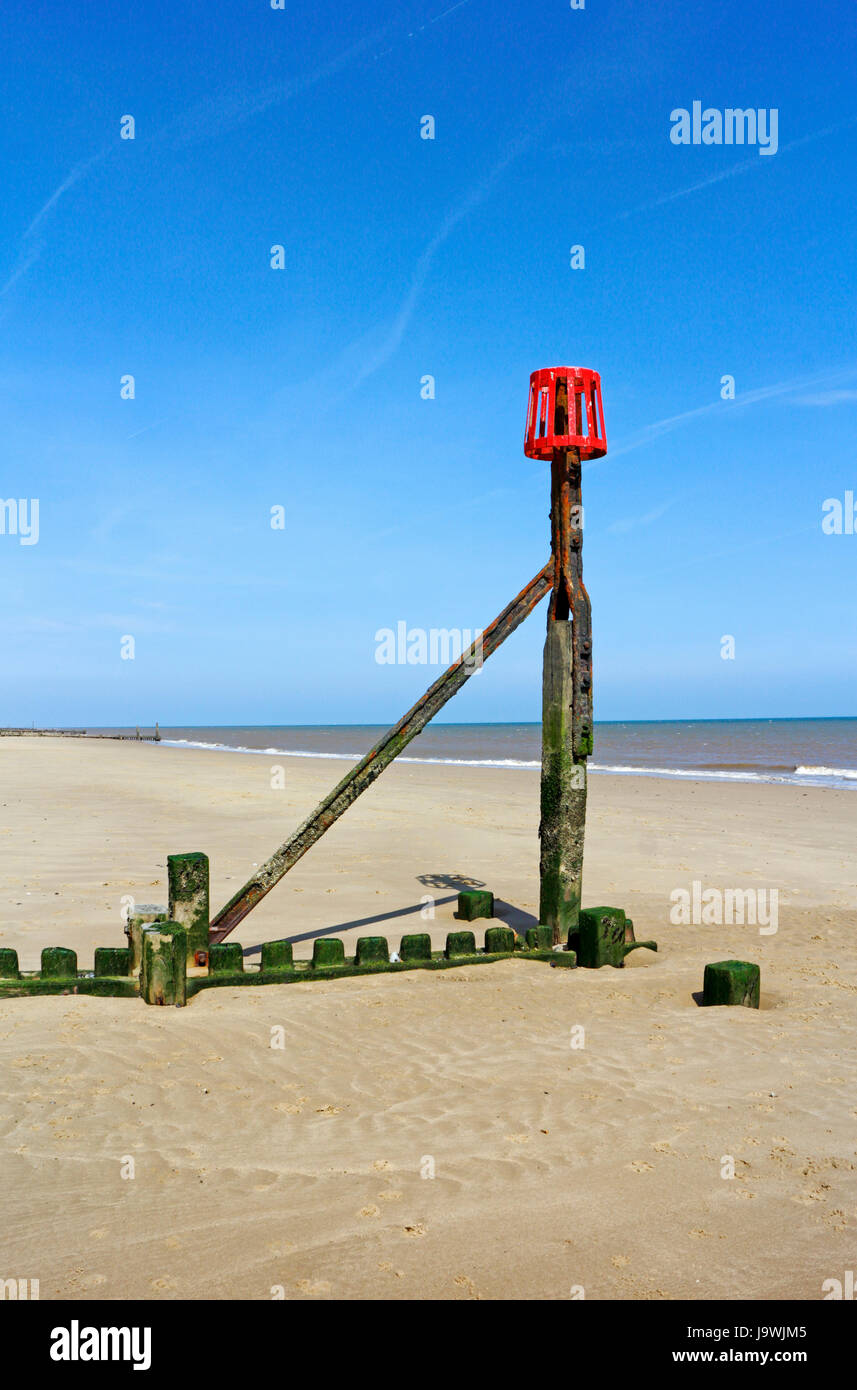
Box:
[168,852,210,962]
[524,367,606,944]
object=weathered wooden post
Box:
[524,367,606,944]
[140,923,187,1006]
[168,852,210,963]
[125,904,167,976]
[702,960,760,1009]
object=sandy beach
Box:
[1,735,855,1301]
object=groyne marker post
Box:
[524,367,606,943]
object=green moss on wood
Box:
[0,976,139,999]
[455,890,494,921]
[355,936,389,966]
[312,938,345,968]
[141,923,187,1006]
[577,907,627,968]
[208,942,244,975]
[400,933,432,961]
[539,621,587,942]
[576,907,657,967]
[0,948,20,979]
[445,931,477,958]
[168,852,210,959]
[94,946,131,978]
[41,947,77,979]
[525,925,554,951]
[702,960,760,1009]
[549,950,577,968]
[125,905,167,975]
[260,939,293,972]
[6,911,648,1007]
[484,926,516,954]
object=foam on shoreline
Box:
[157,739,857,789]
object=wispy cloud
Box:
[252,127,531,417]
[3,611,176,636]
[349,136,530,389]
[1,3,479,300]
[598,365,857,466]
[373,0,476,60]
[618,116,857,220]
[1,148,110,299]
[153,28,388,153]
[126,417,172,441]
[605,497,678,534]
[644,521,817,584]
[795,389,857,406]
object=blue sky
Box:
[1,0,855,726]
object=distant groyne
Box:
[0,728,160,741]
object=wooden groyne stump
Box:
[455,890,494,921]
[94,947,131,978]
[485,926,516,953]
[0,949,20,979]
[702,960,760,1009]
[260,939,293,972]
[168,852,210,962]
[400,933,432,962]
[141,923,187,1006]
[445,931,477,958]
[355,936,389,967]
[312,938,345,969]
[125,904,167,975]
[208,943,243,976]
[41,947,77,979]
[576,907,657,968]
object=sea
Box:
[87,719,857,791]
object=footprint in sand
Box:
[403,1222,427,1238]
[628,1161,654,1173]
[453,1274,480,1297]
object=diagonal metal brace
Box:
[209,561,554,943]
